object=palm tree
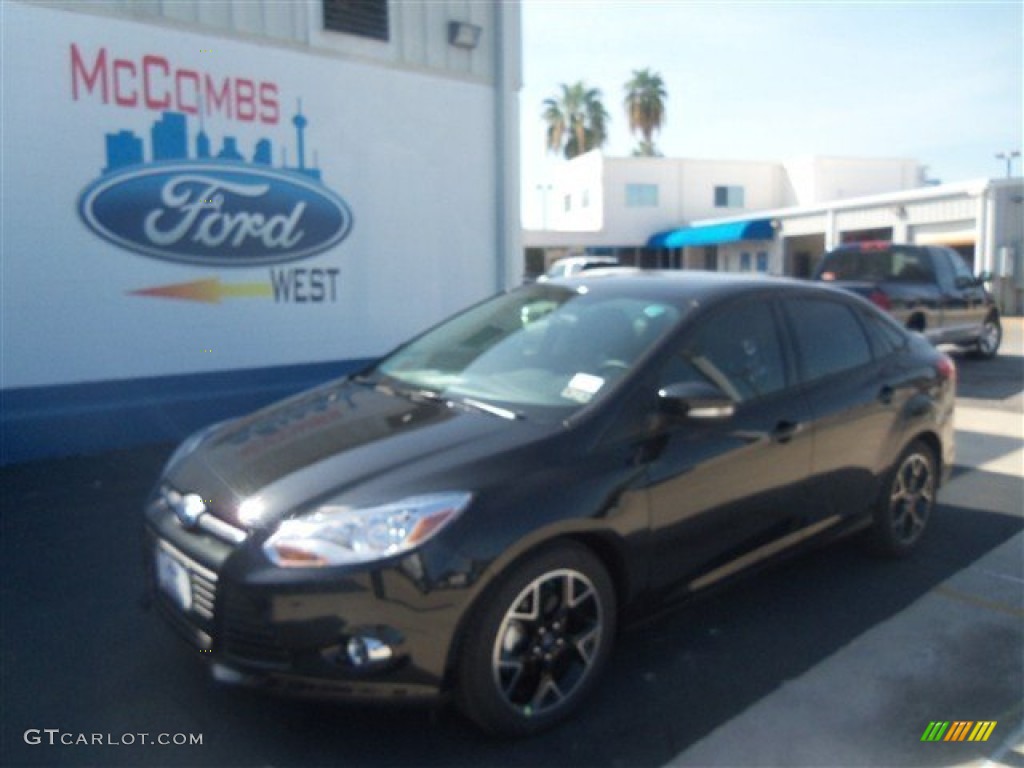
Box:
[624,69,667,156]
[542,82,610,160]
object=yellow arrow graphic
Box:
[129,278,272,304]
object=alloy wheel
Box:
[491,568,603,717]
[888,452,935,545]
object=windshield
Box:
[372,283,681,422]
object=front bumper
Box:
[144,500,473,702]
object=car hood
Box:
[162,378,547,530]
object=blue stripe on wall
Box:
[1,358,374,466]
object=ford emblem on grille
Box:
[172,493,207,529]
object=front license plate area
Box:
[156,546,193,613]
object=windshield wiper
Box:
[364,376,523,421]
[453,397,523,421]
[354,374,442,403]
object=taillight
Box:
[936,354,956,384]
[868,289,892,311]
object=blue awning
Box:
[647,218,775,249]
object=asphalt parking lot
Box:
[2,321,1021,768]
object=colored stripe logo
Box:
[921,721,997,742]
[130,278,272,304]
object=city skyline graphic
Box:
[102,101,323,182]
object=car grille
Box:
[156,538,218,620]
[149,536,217,650]
[189,568,217,620]
[221,588,291,668]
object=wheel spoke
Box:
[568,576,595,608]
[572,626,600,664]
[530,675,565,710]
[509,583,541,621]
[497,659,524,695]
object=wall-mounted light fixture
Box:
[448,21,482,49]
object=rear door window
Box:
[784,298,873,382]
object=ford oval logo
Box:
[78,163,353,267]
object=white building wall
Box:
[779,214,829,237]
[834,207,902,233]
[37,0,503,82]
[783,155,922,206]
[600,157,684,243]
[814,156,921,202]
[2,0,521,389]
[904,196,976,225]
[539,152,922,249]
[547,150,605,232]
[677,159,784,222]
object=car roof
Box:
[548,268,841,308]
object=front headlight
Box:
[263,492,472,568]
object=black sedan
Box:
[145,270,955,735]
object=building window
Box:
[625,183,659,207]
[740,252,752,271]
[756,251,768,272]
[564,194,572,212]
[582,189,590,208]
[323,0,389,41]
[714,185,745,208]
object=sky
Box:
[518,0,1024,227]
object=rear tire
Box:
[455,542,616,736]
[867,440,937,557]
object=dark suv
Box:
[815,242,1001,359]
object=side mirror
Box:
[977,270,993,283]
[658,381,736,420]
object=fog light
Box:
[211,663,249,684]
[345,635,393,667]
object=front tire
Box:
[455,542,616,736]
[868,440,937,557]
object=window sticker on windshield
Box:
[562,373,605,404]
